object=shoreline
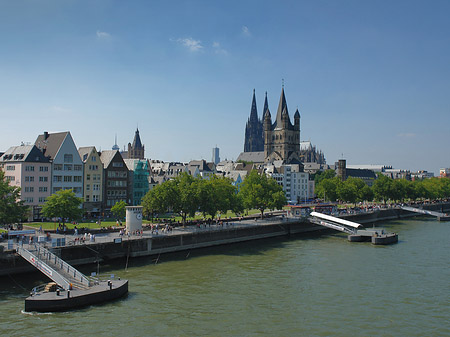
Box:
[1,202,449,277]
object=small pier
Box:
[15,243,128,312]
[309,212,398,244]
[400,206,450,221]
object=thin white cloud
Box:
[96,30,111,39]
[212,41,228,55]
[176,37,203,52]
[397,132,416,139]
[242,25,251,37]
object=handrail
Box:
[16,245,71,290]
[33,243,92,287]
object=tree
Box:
[111,200,127,220]
[238,170,287,218]
[41,189,83,225]
[372,174,393,204]
[315,176,341,202]
[0,171,29,225]
[314,169,336,184]
[198,175,242,219]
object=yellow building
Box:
[78,146,103,217]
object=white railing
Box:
[16,245,71,290]
[32,243,92,288]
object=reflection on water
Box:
[0,218,449,336]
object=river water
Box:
[1,217,449,336]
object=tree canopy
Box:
[41,189,83,224]
[238,170,286,218]
[316,173,450,204]
[0,171,29,225]
[111,200,127,220]
[141,173,241,223]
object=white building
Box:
[265,163,314,203]
[35,131,83,198]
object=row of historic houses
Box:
[0,131,150,221]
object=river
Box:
[0,217,449,336]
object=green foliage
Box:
[111,200,127,219]
[238,170,287,218]
[315,176,341,201]
[142,173,241,223]
[314,169,336,184]
[41,189,83,224]
[317,172,450,204]
[0,171,29,225]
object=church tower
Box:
[264,87,301,163]
[128,128,145,159]
[244,89,264,152]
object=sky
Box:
[1,0,449,174]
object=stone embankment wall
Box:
[1,202,449,277]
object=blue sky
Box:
[1,0,449,174]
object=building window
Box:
[39,186,48,193]
[64,164,72,171]
[53,187,62,193]
[92,195,99,202]
[53,176,62,182]
[6,165,15,171]
[25,166,35,171]
[25,197,34,203]
[25,176,34,182]
[74,165,82,171]
[91,156,96,162]
[87,174,90,180]
[74,176,82,183]
[38,197,46,203]
[85,195,90,202]
[73,187,82,194]
[64,176,72,182]
[39,176,48,182]
[86,184,90,191]
[39,166,49,172]
[112,162,123,167]
[93,184,100,191]
[6,176,15,182]
[64,154,73,163]
[25,187,34,193]
[54,164,63,171]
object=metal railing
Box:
[32,243,92,288]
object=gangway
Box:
[400,206,450,221]
[16,243,92,290]
[310,211,363,234]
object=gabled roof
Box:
[35,131,70,160]
[1,145,50,163]
[78,146,96,163]
[100,150,121,168]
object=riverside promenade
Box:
[0,215,319,276]
[2,201,449,277]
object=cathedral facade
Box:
[263,88,301,163]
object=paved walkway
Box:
[1,216,302,251]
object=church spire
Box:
[249,88,258,122]
[275,87,289,127]
[263,91,269,118]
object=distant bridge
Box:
[309,211,364,234]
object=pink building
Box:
[0,145,52,221]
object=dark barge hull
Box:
[25,279,128,312]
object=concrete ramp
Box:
[400,206,450,221]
